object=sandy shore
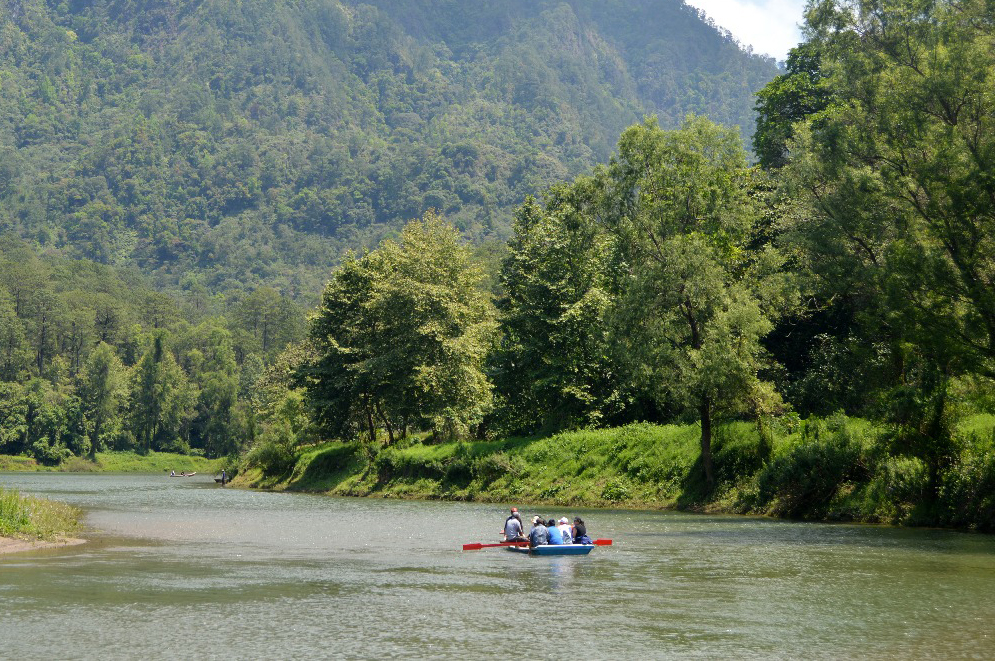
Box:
[0,535,86,555]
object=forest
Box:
[0,0,779,460]
[3,0,995,528]
[0,0,777,296]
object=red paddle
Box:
[462,538,613,550]
[462,541,529,550]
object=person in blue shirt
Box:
[546,518,564,545]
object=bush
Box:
[936,448,995,531]
[756,429,868,518]
[473,452,525,482]
[31,439,71,466]
[601,479,630,502]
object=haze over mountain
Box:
[0,0,780,297]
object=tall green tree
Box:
[605,117,790,488]
[496,189,632,433]
[782,0,995,492]
[129,333,196,453]
[753,42,831,170]
[303,212,496,443]
[77,342,127,459]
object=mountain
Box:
[0,0,780,297]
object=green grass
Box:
[237,413,995,530]
[0,451,222,474]
[93,451,221,474]
[0,487,83,540]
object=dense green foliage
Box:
[0,0,778,294]
[301,212,495,444]
[761,0,995,501]
[0,236,305,461]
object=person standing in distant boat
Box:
[504,507,526,543]
[221,469,226,485]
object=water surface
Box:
[2,473,993,659]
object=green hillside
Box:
[0,0,779,294]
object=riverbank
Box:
[236,414,995,531]
[0,486,84,554]
[0,451,222,474]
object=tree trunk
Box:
[365,398,376,445]
[376,402,394,445]
[699,395,715,490]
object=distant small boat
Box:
[169,472,197,477]
[508,544,594,556]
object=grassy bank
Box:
[0,487,83,540]
[0,451,223,474]
[237,414,995,531]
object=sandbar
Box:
[0,535,86,555]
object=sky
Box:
[684,0,808,61]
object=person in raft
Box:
[503,507,526,543]
[572,517,592,545]
[546,518,564,545]
[529,516,549,548]
[557,517,573,543]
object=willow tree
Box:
[605,117,789,488]
[302,212,496,444]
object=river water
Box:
[1,472,993,659]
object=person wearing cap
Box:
[557,517,573,544]
[528,515,549,548]
[503,507,526,543]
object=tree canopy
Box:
[302,212,496,443]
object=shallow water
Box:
[2,472,993,659]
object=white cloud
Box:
[684,0,807,61]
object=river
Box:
[1,472,993,659]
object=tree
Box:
[232,286,305,358]
[496,189,633,433]
[605,117,789,488]
[78,342,127,460]
[0,291,29,381]
[753,42,831,170]
[129,332,196,453]
[302,212,496,443]
[783,0,995,493]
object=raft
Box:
[507,544,594,556]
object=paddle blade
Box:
[593,539,613,546]
[462,543,483,551]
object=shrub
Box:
[756,428,868,518]
[473,452,524,482]
[937,448,995,531]
[601,479,630,502]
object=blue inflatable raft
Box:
[508,544,594,556]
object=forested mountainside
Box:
[0,0,779,295]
